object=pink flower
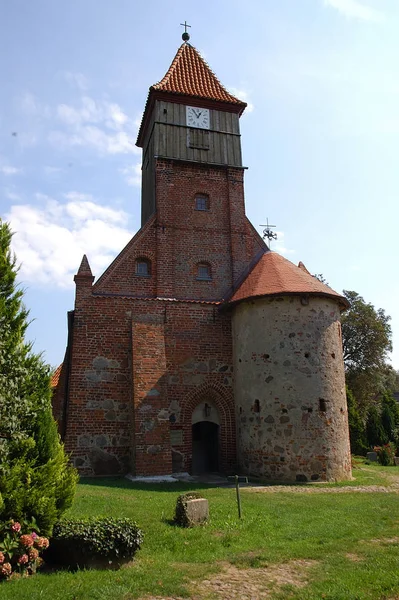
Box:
[35,536,49,550]
[31,532,38,540]
[28,548,39,561]
[18,554,29,565]
[20,534,34,548]
[11,521,21,533]
[0,552,4,564]
[1,562,12,576]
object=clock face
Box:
[186,106,210,129]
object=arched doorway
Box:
[191,402,220,475]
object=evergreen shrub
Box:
[374,442,396,466]
[46,518,143,569]
[0,220,78,537]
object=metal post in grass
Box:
[235,475,242,519]
[227,475,248,519]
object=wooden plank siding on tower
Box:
[151,101,242,166]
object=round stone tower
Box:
[229,252,352,482]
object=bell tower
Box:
[136,33,265,301]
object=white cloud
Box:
[49,127,136,155]
[324,0,384,22]
[273,231,295,256]
[19,92,51,118]
[0,165,22,175]
[16,132,39,148]
[119,163,141,186]
[61,71,89,91]
[43,166,64,175]
[4,188,22,201]
[6,194,134,288]
[50,96,139,155]
[57,96,103,126]
[228,87,254,113]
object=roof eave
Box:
[136,88,247,148]
[224,291,350,312]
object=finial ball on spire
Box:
[180,21,191,42]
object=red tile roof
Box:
[228,252,348,309]
[137,43,247,146]
[51,364,62,389]
[151,43,247,107]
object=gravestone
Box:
[174,493,209,527]
[366,451,378,462]
[185,498,209,525]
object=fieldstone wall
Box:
[232,295,352,482]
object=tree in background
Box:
[380,390,399,445]
[342,290,393,411]
[340,290,399,454]
[365,406,388,448]
[0,220,77,535]
[346,387,368,455]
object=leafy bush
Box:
[374,443,396,466]
[47,518,143,568]
[174,492,204,527]
[0,519,49,581]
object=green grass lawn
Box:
[3,461,399,600]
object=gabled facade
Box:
[53,38,352,482]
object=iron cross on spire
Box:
[260,218,278,248]
[180,21,191,42]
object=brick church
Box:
[52,35,352,482]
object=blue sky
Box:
[2,0,399,369]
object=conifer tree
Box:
[366,405,387,448]
[0,220,77,534]
[346,388,367,455]
[380,390,399,446]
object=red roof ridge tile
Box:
[298,261,311,275]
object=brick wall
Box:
[58,157,264,476]
[61,293,236,476]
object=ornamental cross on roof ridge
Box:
[260,218,278,247]
[180,20,191,42]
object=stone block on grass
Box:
[174,493,209,527]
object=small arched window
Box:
[197,262,212,280]
[135,258,151,277]
[195,194,209,211]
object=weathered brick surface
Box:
[55,155,264,477]
[62,294,237,476]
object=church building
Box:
[52,34,352,482]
